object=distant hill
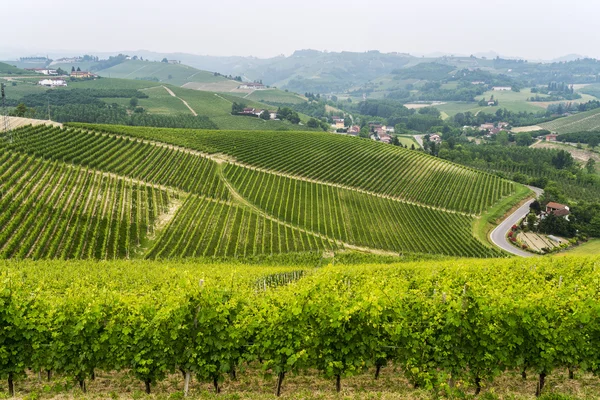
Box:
[95,60,240,91]
[0,61,37,75]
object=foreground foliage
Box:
[1,256,600,398]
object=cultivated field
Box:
[540,108,600,133]
[3,256,600,399]
[0,124,515,259]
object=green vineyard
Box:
[2,125,228,199]
[73,124,515,214]
[2,256,600,398]
[223,164,499,257]
[0,124,519,260]
[0,150,175,259]
[147,195,334,259]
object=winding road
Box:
[490,186,543,257]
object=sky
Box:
[2,0,600,60]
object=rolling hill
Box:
[95,59,240,90]
[540,108,600,133]
[0,124,518,259]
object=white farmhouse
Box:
[38,79,68,87]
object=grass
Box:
[66,77,162,90]
[396,134,420,148]
[473,183,532,250]
[7,365,600,399]
[241,89,307,105]
[558,239,600,256]
[0,79,47,100]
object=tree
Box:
[359,126,370,139]
[77,67,81,72]
[71,66,75,72]
[586,158,596,174]
[15,103,27,117]
[307,118,319,128]
[161,58,168,63]
[516,132,533,147]
[231,102,245,114]
[589,136,600,149]
[526,213,538,232]
[551,150,574,170]
[260,110,270,121]
[391,136,401,146]
[129,97,139,108]
[496,131,510,146]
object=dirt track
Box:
[2,116,62,130]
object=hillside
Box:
[0,124,517,259]
[97,60,234,87]
[0,61,36,75]
[1,77,314,131]
[540,108,600,133]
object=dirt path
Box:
[2,116,62,130]
[214,93,233,104]
[217,164,399,257]
[161,86,198,116]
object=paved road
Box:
[490,186,543,257]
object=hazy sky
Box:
[3,0,599,59]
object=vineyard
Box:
[71,124,515,214]
[0,125,228,199]
[147,194,335,258]
[223,164,499,257]
[2,256,600,398]
[540,108,600,133]
[0,124,520,259]
[0,150,176,259]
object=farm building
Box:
[332,117,345,129]
[26,68,58,75]
[348,125,361,136]
[38,79,67,87]
[167,60,181,64]
[239,108,264,117]
[480,123,495,131]
[546,134,558,142]
[379,134,392,144]
[70,71,96,78]
[429,134,442,143]
[546,202,570,218]
[238,82,266,90]
[492,86,512,91]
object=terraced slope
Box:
[75,125,514,215]
[0,124,516,259]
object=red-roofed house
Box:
[546,202,570,217]
[546,134,558,142]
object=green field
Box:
[228,88,307,105]
[396,134,420,148]
[96,60,236,88]
[1,124,517,259]
[540,108,600,133]
[560,239,600,255]
[0,61,38,75]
